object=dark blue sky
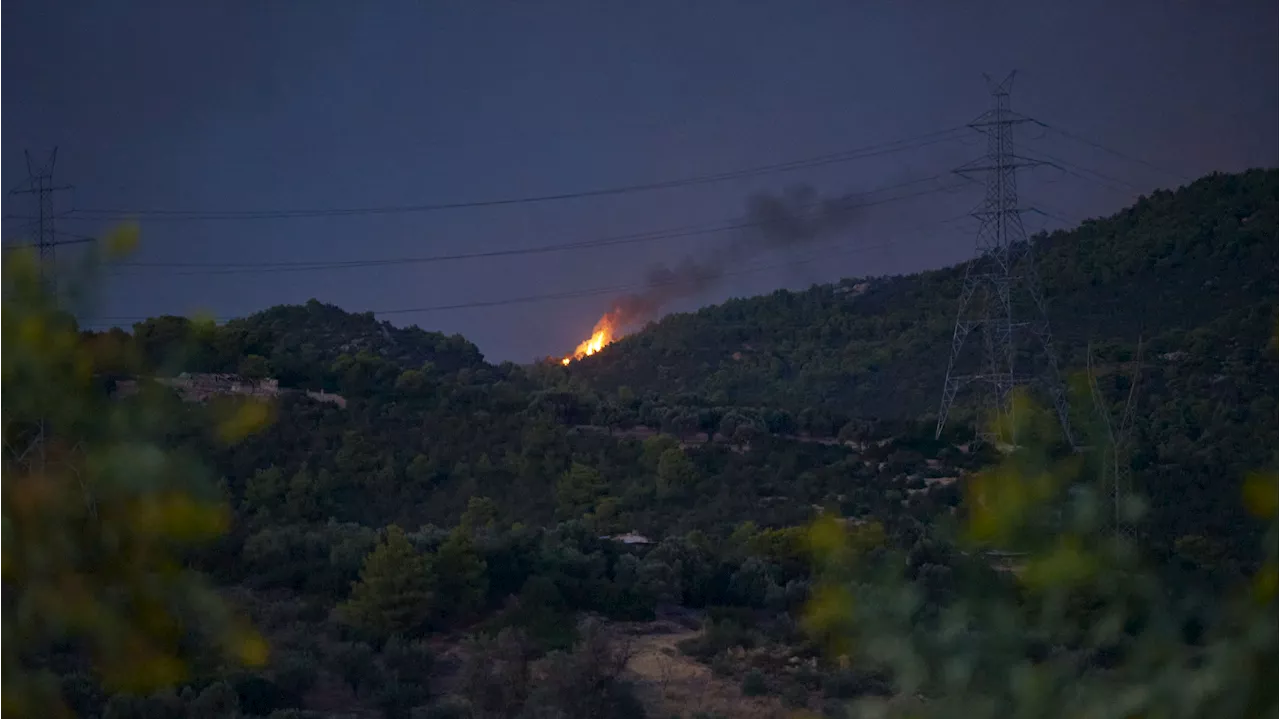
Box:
[3,1,1275,362]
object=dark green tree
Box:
[238,354,271,381]
[338,525,434,639]
[556,462,607,519]
[431,530,488,624]
[656,447,698,499]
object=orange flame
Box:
[561,315,616,365]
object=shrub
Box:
[781,684,809,710]
[232,674,296,716]
[821,669,891,699]
[803,392,1279,719]
[272,652,320,698]
[410,697,470,719]
[59,672,105,718]
[372,676,429,719]
[190,681,240,719]
[677,619,755,659]
[331,641,378,695]
[741,669,768,696]
[709,655,734,677]
[821,697,851,718]
[3,236,269,715]
[382,635,435,683]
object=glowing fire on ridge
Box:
[561,315,616,365]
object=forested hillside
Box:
[561,168,1279,562]
[26,168,1273,718]
[95,170,1275,561]
[567,169,1276,419]
[121,301,490,389]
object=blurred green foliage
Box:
[2,231,269,716]
[804,389,1277,719]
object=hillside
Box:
[95,170,1276,557]
[125,300,491,391]
[555,168,1278,560]
[566,169,1277,421]
[33,168,1277,719]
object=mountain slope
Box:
[563,169,1277,560]
[93,170,1275,562]
[127,299,491,391]
[567,169,1277,423]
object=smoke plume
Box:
[601,184,864,329]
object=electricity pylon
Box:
[935,72,1072,446]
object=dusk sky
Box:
[3,1,1276,362]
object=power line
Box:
[108,175,970,276]
[1013,144,1142,194]
[82,214,970,327]
[3,230,97,252]
[1030,120,1191,183]
[8,127,967,222]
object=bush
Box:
[821,697,851,718]
[272,652,320,698]
[525,620,642,719]
[781,684,809,710]
[3,238,270,716]
[709,654,735,677]
[804,393,1280,719]
[232,674,296,716]
[382,635,435,683]
[331,641,378,695]
[59,672,105,718]
[411,697,470,719]
[372,676,429,719]
[821,669,890,699]
[741,669,768,696]
[677,619,755,660]
[190,681,240,719]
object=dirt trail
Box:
[618,621,791,719]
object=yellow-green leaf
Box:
[1242,472,1277,519]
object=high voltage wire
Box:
[11,127,968,223]
[109,175,970,275]
[48,116,1159,331]
[1012,142,1141,195]
[83,214,970,326]
[1030,120,1191,183]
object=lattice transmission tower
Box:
[934,72,1072,446]
[2,148,74,473]
[9,148,76,289]
[1087,337,1144,539]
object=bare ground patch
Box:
[617,620,792,719]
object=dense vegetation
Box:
[569,170,1276,417]
[563,169,1278,563]
[5,169,1275,718]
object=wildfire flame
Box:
[561,315,616,365]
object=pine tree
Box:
[555,462,607,519]
[656,447,697,499]
[432,529,488,623]
[338,525,433,639]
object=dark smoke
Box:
[601,184,864,329]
